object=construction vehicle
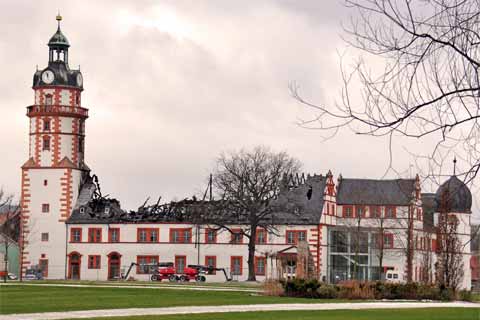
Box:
[122,262,232,282]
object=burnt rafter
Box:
[69,172,330,225]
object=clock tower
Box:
[20,15,89,279]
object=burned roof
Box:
[67,173,327,225]
[269,174,326,224]
[336,178,415,205]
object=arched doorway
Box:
[68,252,82,280]
[107,252,122,280]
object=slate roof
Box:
[435,175,472,213]
[336,178,416,205]
[270,174,326,224]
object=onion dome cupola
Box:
[33,14,83,90]
[435,175,472,213]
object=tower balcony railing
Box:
[27,104,89,118]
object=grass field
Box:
[0,284,333,314]
[28,279,261,289]
[65,308,479,320]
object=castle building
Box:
[20,18,472,289]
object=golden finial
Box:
[56,11,62,28]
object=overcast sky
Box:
[0,0,478,221]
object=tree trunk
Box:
[3,242,8,283]
[406,206,414,283]
[247,228,257,281]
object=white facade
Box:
[20,20,472,290]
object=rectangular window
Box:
[42,203,50,213]
[298,231,306,242]
[256,229,267,244]
[343,205,353,218]
[175,255,186,274]
[384,234,394,249]
[385,206,396,218]
[88,255,101,269]
[286,231,295,244]
[231,229,243,244]
[45,95,53,105]
[356,206,365,218]
[109,228,120,242]
[286,230,307,244]
[88,228,102,243]
[42,137,50,151]
[231,256,243,275]
[255,256,266,276]
[41,232,49,242]
[170,228,192,243]
[205,256,217,274]
[136,255,159,274]
[137,228,159,243]
[70,228,82,242]
[370,206,382,218]
[205,228,217,244]
[43,119,51,131]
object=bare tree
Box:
[435,189,465,290]
[420,232,434,284]
[0,190,20,282]
[292,0,480,182]
[207,146,301,281]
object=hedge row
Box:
[280,279,473,301]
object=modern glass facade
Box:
[327,228,383,283]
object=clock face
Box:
[41,70,55,84]
[76,73,83,87]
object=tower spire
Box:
[56,11,62,30]
[453,156,457,176]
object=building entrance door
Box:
[108,252,121,280]
[68,253,81,280]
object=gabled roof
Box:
[337,178,415,205]
[270,174,326,224]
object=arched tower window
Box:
[45,94,53,105]
[42,136,51,151]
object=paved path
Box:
[0,282,260,293]
[1,302,478,320]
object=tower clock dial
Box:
[41,70,55,84]
[76,73,83,87]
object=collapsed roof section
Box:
[67,173,328,225]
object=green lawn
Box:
[0,284,333,314]
[71,309,479,320]
[29,279,261,289]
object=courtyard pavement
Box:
[1,302,478,320]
